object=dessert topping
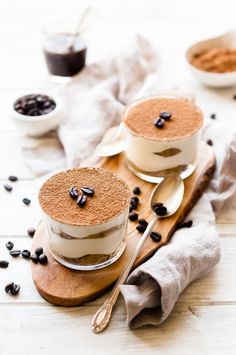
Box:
[160,111,172,120]
[77,194,87,207]
[81,187,94,196]
[69,187,79,199]
[154,118,165,128]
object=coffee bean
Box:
[177,220,193,229]
[43,101,51,109]
[129,206,135,212]
[22,198,31,205]
[69,187,79,199]
[8,175,18,182]
[4,184,12,192]
[207,139,213,146]
[153,202,163,209]
[129,212,139,221]
[130,197,139,209]
[136,224,147,233]
[160,112,172,120]
[0,260,9,268]
[10,250,21,257]
[77,194,87,207]
[81,187,94,196]
[28,108,40,116]
[5,282,14,293]
[14,94,56,117]
[154,118,165,128]
[35,247,43,256]
[138,218,148,227]
[150,231,162,242]
[133,186,141,195]
[27,227,35,238]
[6,241,14,250]
[11,283,20,296]
[22,250,31,259]
[39,254,48,265]
[154,206,167,216]
[30,254,39,263]
[210,113,216,119]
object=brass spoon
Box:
[91,173,184,333]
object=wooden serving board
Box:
[31,142,215,306]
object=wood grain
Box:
[31,142,215,306]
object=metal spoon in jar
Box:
[91,173,184,333]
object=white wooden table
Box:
[1,1,236,354]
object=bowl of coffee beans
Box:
[11,93,62,137]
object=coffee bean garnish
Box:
[150,232,162,242]
[138,218,148,227]
[4,184,12,192]
[27,227,35,237]
[81,187,94,196]
[69,187,79,199]
[22,198,31,205]
[207,139,213,146]
[35,247,43,256]
[5,282,14,293]
[77,194,87,207]
[10,250,21,257]
[154,118,165,128]
[8,175,18,182]
[0,260,9,268]
[177,220,193,229]
[133,186,141,195]
[136,224,147,233]
[30,254,39,264]
[11,283,20,296]
[129,212,139,221]
[6,241,14,250]
[160,112,172,120]
[14,94,56,117]
[210,113,216,119]
[154,205,167,216]
[21,250,31,259]
[39,254,48,265]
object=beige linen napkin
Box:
[21,36,236,329]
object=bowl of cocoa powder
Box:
[186,30,236,87]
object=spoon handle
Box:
[91,215,158,333]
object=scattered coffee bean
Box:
[77,194,87,207]
[39,254,48,265]
[154,118,165,128]
[5,282,14,293]
[81,187,94,196]
[22,250,31,259]
[30,254,39,264]
[11,283,20,296]
[27,227,35,238]
[207,139,213,146]
[6,241,14,250]
[8,175,18,182]
[35,247,43,256]
[150,231,162,242]
[22,198,31,205]
[4,184,12,192]
[177,220,193,229]
[10,250,21,257]
[129,206,135,212]
[129,212,139,221]
[210,113,216,119]
[133,186,141,195]
[69,186,79,199]
[0,260,9,268]
[154,205,167,216]
[136,224,147,233]
[153,202,163,209]
[138,218,148,227]
[160,112,172,120]
[14,94,56,117]
[130,196,139,209]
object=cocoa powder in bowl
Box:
[39,167,130,226]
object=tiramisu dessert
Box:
[123,95,204,182]
[38,168,130,270]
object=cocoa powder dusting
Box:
[191,48,236,73]
[123,97,203,140]
[39,168,130,226]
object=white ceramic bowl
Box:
[186,29,236,87]
[11,93,62,137]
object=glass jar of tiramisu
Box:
[38,168,130,271]
[123,95,204,183]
